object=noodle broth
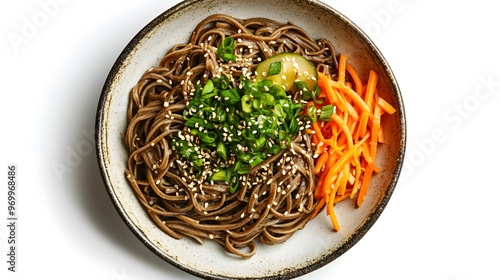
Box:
[97,0,405,279]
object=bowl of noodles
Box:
[96,0,406,279]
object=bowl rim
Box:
[95,0,407,279]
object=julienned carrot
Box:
[337,53,348,84]
[308,55,396,231]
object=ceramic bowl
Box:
[96,0,406,278]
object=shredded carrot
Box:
[346,62,364,94]
[306,56,396,231]
[337,54,348,84]
[377,95,397,114]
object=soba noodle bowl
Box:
[125,14,337,258]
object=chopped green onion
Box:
[217,37,236,62]
[199,131,217,144]
[261,93,275,106]
[220,89,240,105]
[184,116,206,128]
[229,175,239,194]
[217,141,228,161]
[255,136,266,150]
[320,104,335,121]
[241,95,252,113]
[236,164,249,175]
[268,61,281,76]
[307,104,317,122]
[313,97,325,105]
[273,104,285,120]
[202,80,214,94]
[249,156,264,167]
[270,144,281,154]
[211,169,227,181]
[222,53,237,62]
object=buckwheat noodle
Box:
[125,14,337,258]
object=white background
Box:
[1,0,499,279]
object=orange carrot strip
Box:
[314,151,329,174]
[330,113,353,149]
[337,54,348,84]
[331,81,371,113]
[377,96,397,114]
[355,111,370,141]
[334,193,351,203]
[332,87,346,113]
[356,164,374,207]
[364,70,378,111]
[346,62,364,94]
[325,149,339,170]
[314,171,327,199]
[345,101,360,122]
[312,121,325,142]
[337,163,350,196]
[370,104,382,158]
[350,179,361,199]
[318,72,337,104]
[361,142,374,165]
[328,196,341,231]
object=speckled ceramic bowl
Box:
[96,0,406,279]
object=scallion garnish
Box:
[216,37,237,62]
[319,104,335,121]
[307,104,317,123]
[268,61,281,76]
[171,74,307,193]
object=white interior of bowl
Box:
[98,0,404,278]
